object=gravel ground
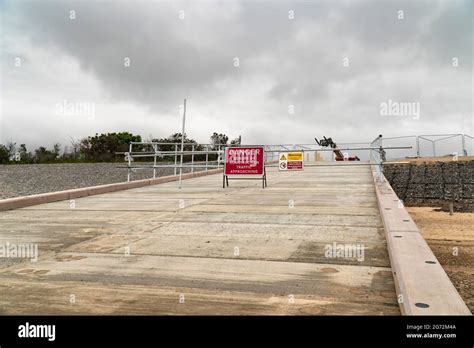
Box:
[0,163,202,199]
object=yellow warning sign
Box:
[287,152,303,161]
[279,151,304,171]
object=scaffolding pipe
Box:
[179,99,186,189]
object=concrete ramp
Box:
[0,164,402,314]
[372,167,471,315]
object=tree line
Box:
[0,132,240,164]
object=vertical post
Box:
[205,144,209,171]
[432,140,436,157]
[174,144,178,176]
[416,136,420,157]
[461,134,467,156]
[379,135,384,182]
[127,142,132,182]
[191,144,195,173]
[153,144,157,179]
[449,202,454,216]
[221,144,224,167]
[179,99,186,189]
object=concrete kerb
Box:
[0,168,223,211]
[371,168,471,315]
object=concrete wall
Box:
[382,160,473,211]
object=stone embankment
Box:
[383,160,473,211]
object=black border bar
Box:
[0,315,472,346]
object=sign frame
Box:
[223,146,267,188]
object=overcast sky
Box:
[0,0,472,150]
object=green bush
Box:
[80,132,142,162]
[0,145,9,164]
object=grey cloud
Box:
[1,0,472,148]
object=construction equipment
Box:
[315,136,360,161]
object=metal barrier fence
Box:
[119,134,471,182]
[121,142,227,182]
[380,134,473,160]
[121,143,299,182]
[370,135,384,182]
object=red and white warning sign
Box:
[224,147,265,175]
[279,152,304,171]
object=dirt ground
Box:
[406,207,473,313]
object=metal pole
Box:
[379,163,384,182]
[174,144,177,176]
[432,140,436,157]
[416,136,420,157]
[153,144,157,179]
[191,144,194,173]
[179,99,186,189]
[127,142,132,182]
[205,144,209,171]
[461,134,467,156]
[378,135,384,182]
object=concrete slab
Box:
[0,164,399,315]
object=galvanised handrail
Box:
[124,142,226,182]
[382,133,472,157]
[121,133,470,182]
